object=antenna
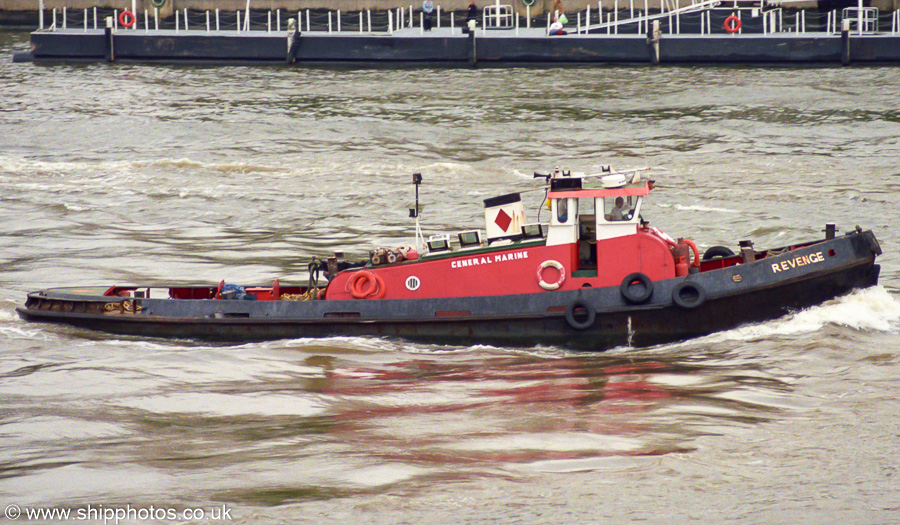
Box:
[410,173,424,252]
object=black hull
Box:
[17,231,882,351]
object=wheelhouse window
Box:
[604,196,636,222]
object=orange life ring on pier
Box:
[537,260,566,291]
[119,10,136,28]
[723,15,741,33]
[348,270,386,299]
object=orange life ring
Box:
[537,260,566,291]
[723,15,741,33]
[348,271,386,299]
[119,10,136,28]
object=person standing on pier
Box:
[466,0,478,24]
[552,0,567,24]
[423,0,434,30]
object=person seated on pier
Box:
[548,16,567,36]
[610,197,632,221]
[423,0,434,31]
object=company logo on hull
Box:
[450,250,529,269]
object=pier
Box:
[10,1,900,65]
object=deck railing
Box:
[40,3,900,36]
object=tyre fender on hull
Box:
[620,272,654,304]
[564,300,596,330]
[672,280,707,309]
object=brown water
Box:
[2,30,900,524]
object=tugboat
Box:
[17,167,882,351]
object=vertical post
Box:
[629,0,633,20]
[215,9,219,31]
[578,12,581,33]
[185,8,189,31]
[236,10,239,32]
[154,8,158,30]
[85,9,88,31]
[175,10,179,32]
[328,12,332,33]
[306,10,310,33]
[451,12,454,33]
[105,16,114,61]
[63,7,67,30]
[527,5,530,28]
[648,19,660,64]
[144,10,148,32]
[206,10,210,32]
[420,12,424,34]
[389,9,393,33]
[360,11,363,33]
[277,9,281,31]
[409,5,414,28]
[267,11,271,32]
[857,0,863,36]
[245,0,251,32]
[368,10,372,32]
[841,18,851,65]
[95,6,98,29]
[587,5,591,30]
[614,0,618,33]
[438,5,441,27]
[131,0,136,28]
[39,0,44,29]
[337,10,341,32]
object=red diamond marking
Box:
[495,209,512,232]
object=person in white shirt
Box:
[548,16,566,36]
[610,197,631,221]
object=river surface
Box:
[2,30,900,523]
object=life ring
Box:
[118,10,136,28]
[150,0,166,7]
[564,300,595,330]
[672,281,706,309]
[348,271,386,299]
[537,260,566,291]
[703,245,735,260]
[522,0,535,5]
[723,15,741,33]
[620,272,654,304]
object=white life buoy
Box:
[537,260,566,291]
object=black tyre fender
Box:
[564,300,596,330]
[672,281,707,310]
[620,272,654,304]
[703,245,735,260]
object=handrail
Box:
[584,0,722,32]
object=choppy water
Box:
[2,30,900,523]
